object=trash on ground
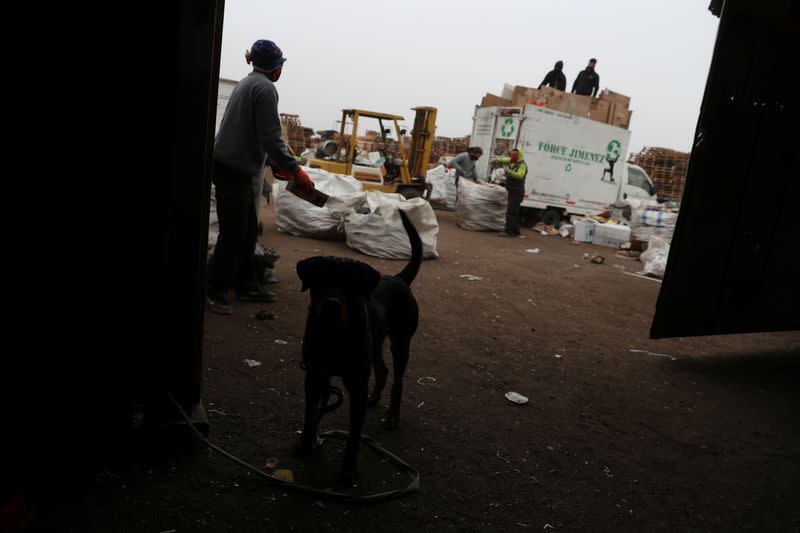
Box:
[417,376,437,385]
[590,255,605,264]
[256,310,276,320]
[243,359,262,368]
[526,248,540,254]
[208,408,227,416]
[417,401,425,408]
[271,469,294,483]
[554,354,562,359]
[274,339,288,345]
[629,348,677,361]
[505,391,529,405]
[460,274,483,281]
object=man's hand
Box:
[293,167,315,193]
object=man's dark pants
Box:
[505,180,525,235]
[207,160,258,299]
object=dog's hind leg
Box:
[368,337,388,408]
[292,374,325,456]
[384,337,411,429]
[339,375,368,484]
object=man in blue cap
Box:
[209,39,315,315]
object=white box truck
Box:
[471,105,657,226]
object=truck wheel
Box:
[520,207,540,228]
[541,208,562,227]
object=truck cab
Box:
[621,162,657,202]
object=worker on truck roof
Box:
[538,60,567,92]
[571,58,600,97]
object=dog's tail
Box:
[396,210,422,285]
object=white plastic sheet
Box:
[455,179,507,231]
[639,236,670,278]
[274,167,366,240]
[345,191,439,259]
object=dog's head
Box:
[296,256,381,326]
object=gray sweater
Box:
[450,152,478,180]
[214,71,298,177]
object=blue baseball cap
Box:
[250,40,286,71]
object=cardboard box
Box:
[609,105,632,129]
[599,89,631,109]
[591,223,631,248]
[481,93,512,107]
[574,220,597,242]
[587,99,611,123]
[559,93,592,117]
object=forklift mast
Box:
[407,107,437,180]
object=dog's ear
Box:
[296,256,322,292]
[352,263,381,296]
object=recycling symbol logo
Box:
[606,140,622,161]
[500,118,516,138]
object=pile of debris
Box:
[628,147,690,202]
[478,83,632,129]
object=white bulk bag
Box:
[274,167,366,240]
[345,191,439,259]
[455,179,507,231]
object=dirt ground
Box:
[40,207,800,532]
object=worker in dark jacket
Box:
[571,58,600,97]
[538,60,566,91]
[208,39,315,314]
[494,148,528,237]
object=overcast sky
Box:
[219,0,719,155]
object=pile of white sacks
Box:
[273,167,439,260]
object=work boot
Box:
[207,291,233,315]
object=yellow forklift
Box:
[309,106,437,199]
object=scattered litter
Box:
[624,271,662,283]
[417,401,425,408]
[544,524,553,530]
[517,523,531,528]
[590,255,605,264]
[554,354,562,359]
[583,253,590,259]
[271,469,294,483]
[505,391,529,405]
[540,231,548,236]
[526,248,540,254]
[460,274,482,281]
[603,465,614,478]
[629,348,677,361]
[243,359,262,368]
[573,264,579,267]
[256,310,276,320]
[274,339,288,345]
[265,457,278,470]
[208,408,227,416]
[417,376,437,385]
[613,264,626,271]
[496,450,512,463]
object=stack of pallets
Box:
[279,113,307,155]
[628,147,691,201]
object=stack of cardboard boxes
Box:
[478,85,633,129]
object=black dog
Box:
[293,210,422,481]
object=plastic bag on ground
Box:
[344,191,439,259]
[456,179,507,231]
[274,167,366,240]
[639,236,670,278]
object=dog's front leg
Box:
[293,373,325,455]
[339,375,368,484]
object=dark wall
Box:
[651,0,799,338]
